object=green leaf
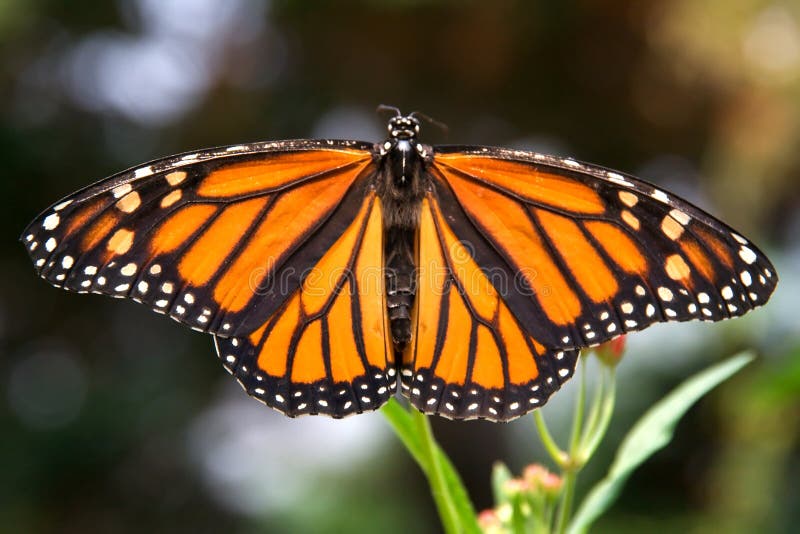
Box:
[567,352,755,534]
[436,448,481,534]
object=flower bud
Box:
[523,463,563,498]
[594,335,627,367]
[478,509,503,533]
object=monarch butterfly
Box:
[21,108,777,422]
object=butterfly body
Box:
[22,111,777,421]
[376,115,430,350]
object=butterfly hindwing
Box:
[430,147,777,351]
[21,140,375,338]
[401,196,580,422]
[215,192,395,417]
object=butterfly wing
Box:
[22,139,395,418]
[21,140,376,339]
[427,147,778,351]
[214,192,394,417]
[401,195,580,421]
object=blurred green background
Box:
[2,1,798,532]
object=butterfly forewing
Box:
[430,147,778,351]
[22,140,375,339]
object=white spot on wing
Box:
[134,166,153,178]
[43,213,60,230]
[669,209,691,225]
[721,286,734,300]
[54,199,73,211]
[120,263,137,276]
[607,171,633,186]
[112,184,132,198]
[651,189,670,203]
[658,287,673,301]
[739,246,757,264]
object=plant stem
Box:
[580,363,605,447]
[411,408,461,534]
[533,410,568,468]
[555,468,577,534]
[569,360,587,453]
[581,367,617,460]
[555,359,587,533]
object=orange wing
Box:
[21,141,375,340]
[215,193,394,417]
[428,149,777,351]
[401,196,580,421]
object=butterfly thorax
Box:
[376,116,429,229]
[376,115,430,353]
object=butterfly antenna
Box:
[376,104,402,117]
[410,111,449,137]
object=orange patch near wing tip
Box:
[695,227,734,269]
[150,204,217,255]
[436,154,605,215]
[81,211,120,252]
[585,221,648,275]
[198,149,371,198]
[67,200,105,239]
[680,238,716,282]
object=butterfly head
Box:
[387,115,420,140]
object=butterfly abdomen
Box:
[385,227,416,350]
